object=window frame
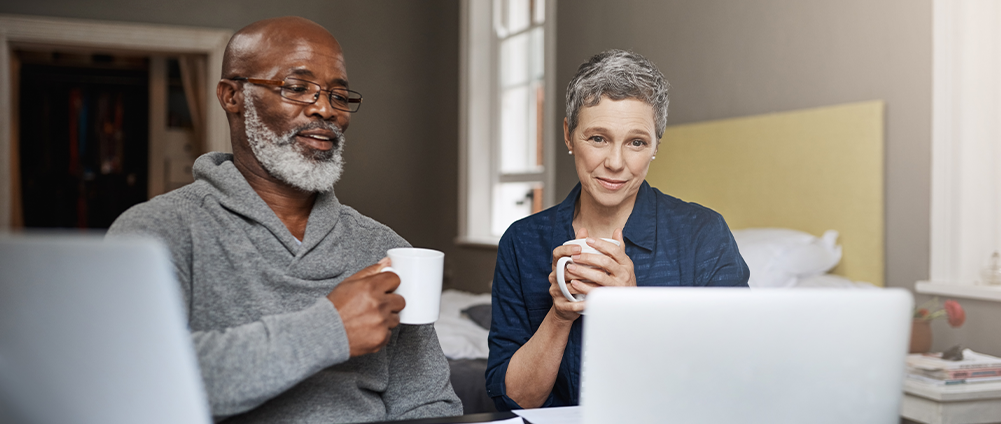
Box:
[458,0,557,246]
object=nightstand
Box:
[901,378,1001,424]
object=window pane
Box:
[530,27,544,80]
[500,32,529,88]
[500,85,538,173]
[533,0,545,24]
[492,182,541,236]
[503,0,530,34]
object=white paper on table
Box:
[514,406,582,424]
[468,417,523,424]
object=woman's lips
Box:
[596,177,626,191]
[296,133,334,151]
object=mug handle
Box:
[556,256,584,303]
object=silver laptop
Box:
[580,287,912,424]
[0,234,210,424]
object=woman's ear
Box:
[216,79,242,113]
[564,117,573,152]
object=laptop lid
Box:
[580,287,912,424]
[0,235,210,424]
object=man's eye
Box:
[284,85,310,94]
[330,93,348,104]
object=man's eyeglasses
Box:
[230,77,363,113]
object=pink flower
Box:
[945,300,965,327]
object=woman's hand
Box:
[564,228,636,297]
[548,228,590,322]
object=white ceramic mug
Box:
[556,238,620,303]
[381,247,444,325]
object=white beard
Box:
[242,86,345,193]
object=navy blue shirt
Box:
[485,181,749,411]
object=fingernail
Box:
[572,254,581,261]
[567,264,576,271]
[571,246,582,254]
[586,238,595,244]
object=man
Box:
[107,16,462,423]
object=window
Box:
[459,0,556,245]
[930,0,1001,284]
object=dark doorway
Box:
[18,51,149,229]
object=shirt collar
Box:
[622,181,656,251]
[552,181,657,251]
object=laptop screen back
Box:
[0,235,210,424]
[580,287,912,424]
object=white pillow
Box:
[731,228,842,288]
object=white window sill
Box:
[915,281,1001,303]
[454,235,500,249]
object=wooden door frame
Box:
[0,14,232,230]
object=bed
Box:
[434,100,887,413]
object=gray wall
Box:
[0,0,501,293]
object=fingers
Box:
[571,279,600,295]
[548,282,585,320]
[346,257,392,281]
[386,292,406,314]
[563,262,610,284]
[372,268,402,293]
[575,226,589,240]
[585,236,624,259]
[552,244,582,265]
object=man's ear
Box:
[216,79,242,113]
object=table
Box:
[360,411,521,424]
[901,378,1001,424]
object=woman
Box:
[486,50,750,411]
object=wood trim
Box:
[0,14,232,230]
[9,49,21,229]
[148,56,167,198]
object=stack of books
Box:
[906,349,1001,385]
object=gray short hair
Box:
[565,49,670,139]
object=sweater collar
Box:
[192,152,342,255]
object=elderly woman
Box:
[485,50,750,410]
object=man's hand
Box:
[326,258,406,357]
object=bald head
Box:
[222,16,343,80]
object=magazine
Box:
[906,349,1001,371]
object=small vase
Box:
[910,319,932,354]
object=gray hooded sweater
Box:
[107,152,461,423]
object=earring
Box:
[651,155,656,160]
[568,150,573,155]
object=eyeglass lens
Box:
[280,78,361,112]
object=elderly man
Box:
[107,17,461,423]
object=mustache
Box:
[274,120,345,148]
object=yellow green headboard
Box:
[647,100,885,285]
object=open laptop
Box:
[0,234,210,424]
[580,287,912,424]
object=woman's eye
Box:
[630,139,648,147]
[588,136,605,143]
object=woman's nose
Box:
[604,148,625,170]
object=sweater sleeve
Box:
[381,324,463,420]
[107,202,352,419]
